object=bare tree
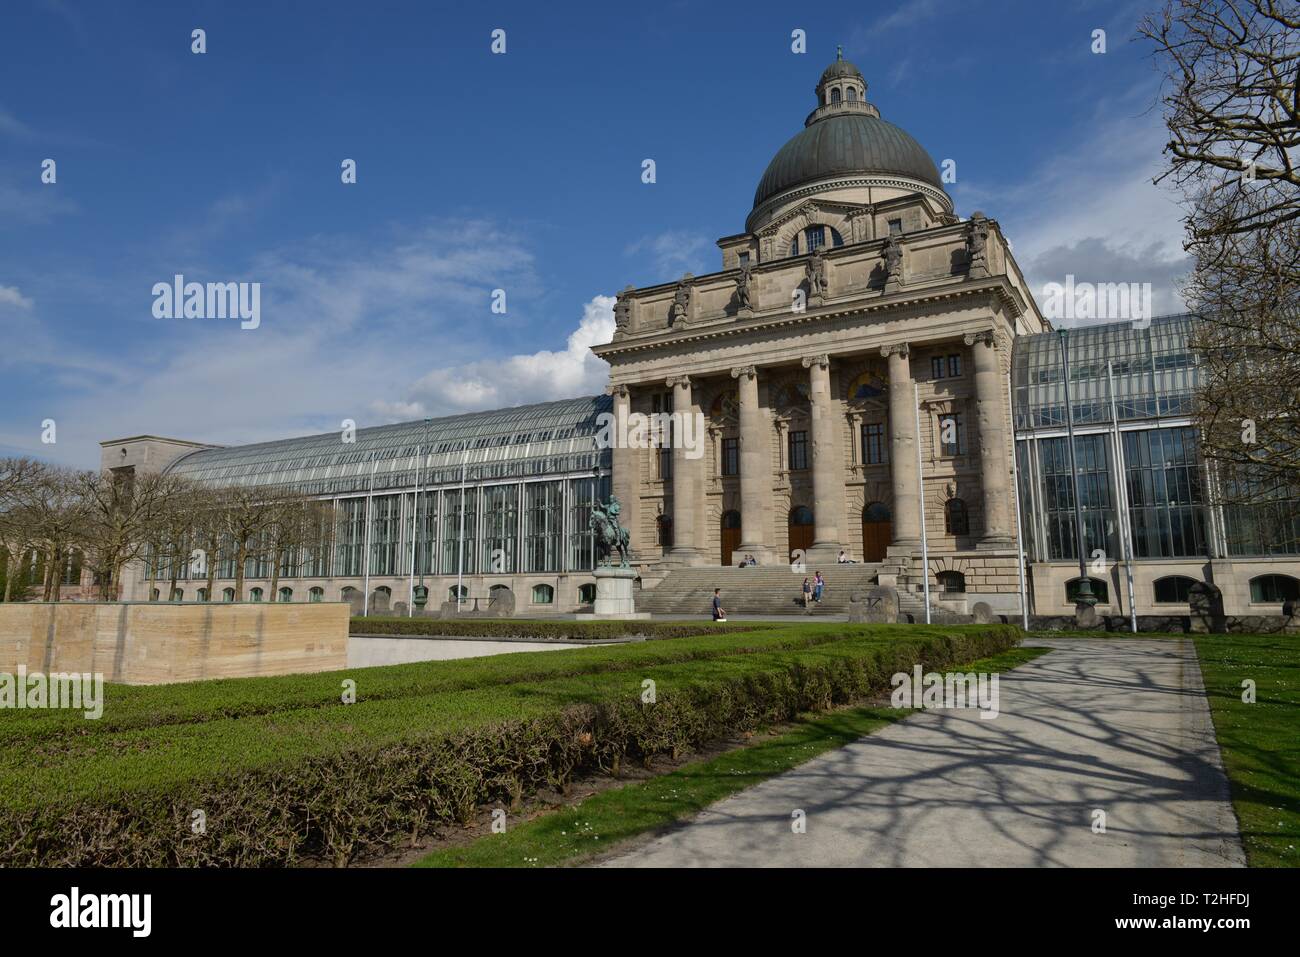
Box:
[1142,0,1300,502]
[0,458,45,602]
[264,493,331,600]
[222,485,285,601]
[18,465,87,601]
[77,468,187,600]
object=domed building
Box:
[98,56,1300,623]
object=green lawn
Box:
[416,646,1049,868]
[0,622,1019,866]
[1193,632,1300,867]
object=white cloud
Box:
[404,295,616,414]
[953,89,1192,317]
[0,285,33,309]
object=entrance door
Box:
[862,502,891,562]
[720,510,741,566]
[788,506,815,558]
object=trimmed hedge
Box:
[350,616,777,640]
[0,624,1018,867]
[0,622,859,743]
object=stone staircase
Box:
[637,563,884,617]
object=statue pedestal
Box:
[573,566,649,620]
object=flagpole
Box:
[913,382,931,624]
[1106,361,1138,633]
[1007,374,1030,630]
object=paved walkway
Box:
[601,639,1245,867]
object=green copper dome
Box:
[753,114,943,209]
[751,55,944,216]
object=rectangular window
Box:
[738,252,750,268]
[888,218,902,236]
[947,354,962,377]
[721,437,739,476]
[479,484,518,574]
[789,430,809,471]
[931,356,945,380]
[861,423,886,465]
[938,413,966,457]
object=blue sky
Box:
[0,0,1190,467]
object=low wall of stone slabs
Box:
[0,601,349,684]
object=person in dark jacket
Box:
[711,588,726,621]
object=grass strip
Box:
[416,646,1049,868]
[349,618,780,640]
[1192,632,1300,868]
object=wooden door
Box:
[720,510,741,566]
[788,507,815,558]
[861,520,891,562]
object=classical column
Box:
[731,365,773,562]
[802,354,845,558]
[965,330,1014,545]
[882,343,920,546]
[607,383,640,559]
[665,375,703,564]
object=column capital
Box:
[605,382,631,398]
[665,375,693,390]
[880,342,910,359]
[730,365,757,380]
[963,329,996,347]
[800,354,830,370]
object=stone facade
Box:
[591,56,1044,613]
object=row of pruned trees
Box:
[0,456,331,603]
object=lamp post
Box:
[411,417,432,616]
[1058,329,1096,608]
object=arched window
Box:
[448,584,468,601]
[150,588,160,602]
[944,499,969,536]
[222,587,235,602]
[1066,578,1109,604]
[1153,576,1198,603]
[249,587,264,602]
[309,587,324,602]
[578,583,596,604]
[846,86,857,101]
[532,583,554,604]
[196,587,208,602]
[1249,574,1300,603]
[830,87,842,105]
[804,225,826,252]
[937,571,966,594]
[864,502,891,523]
[170,587,183,602]
[278,587,293,602]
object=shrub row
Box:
[0,625,1018,866]
[350,617,777,640]
[0,622,866,743]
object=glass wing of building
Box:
[1011,315,1298,562]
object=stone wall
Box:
[0,601,349,685]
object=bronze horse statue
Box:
[590,496,631,567]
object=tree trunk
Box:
[41,548,55,601]
[3,553,15,602]
[235,543,248,601]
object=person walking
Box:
[711,588,726,621]
[813,571,825,603]
[801,577,812,609]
